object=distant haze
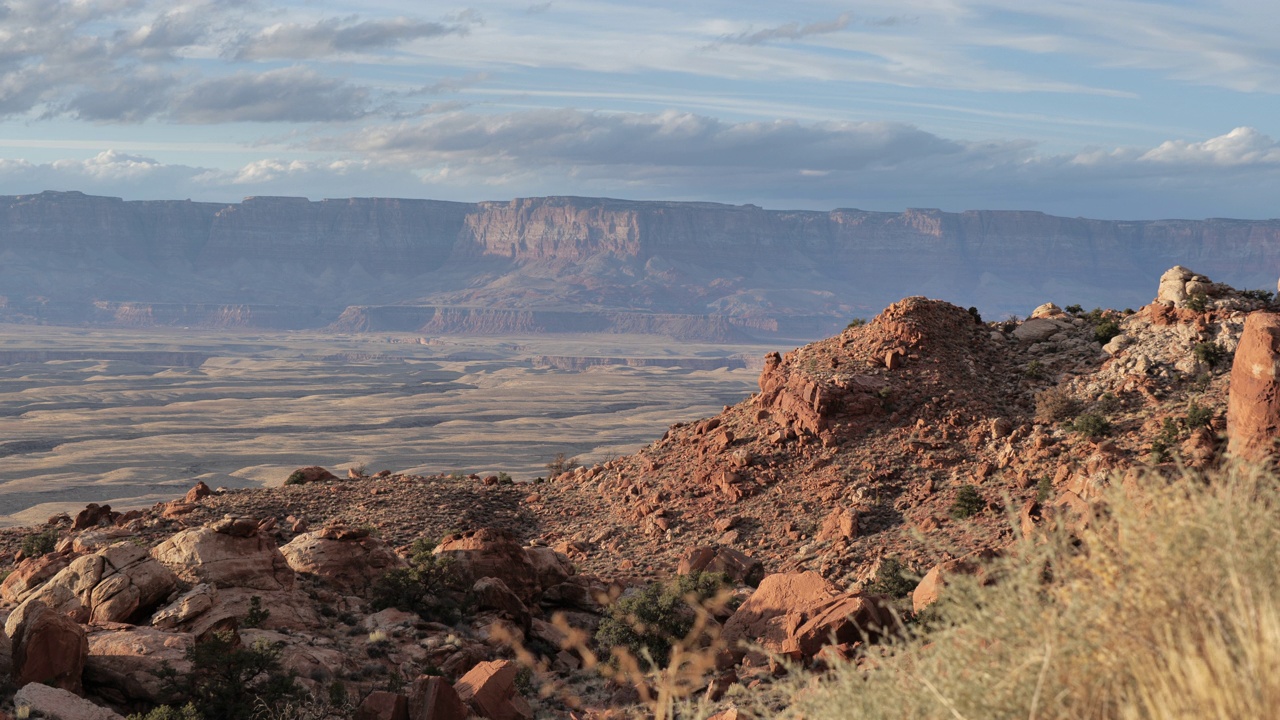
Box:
[1,191,1277,339]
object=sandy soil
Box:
[0,325,775,527]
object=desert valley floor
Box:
[0,326,775,527]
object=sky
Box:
[0,0,1278,219]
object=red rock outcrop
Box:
[1228,311,1280,462]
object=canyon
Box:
[3,191,1279,341]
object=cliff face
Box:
[1,191,1278,340]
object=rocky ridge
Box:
[0,267,1274,718]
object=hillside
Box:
[0,266,1272,718]
[3,191,1280,340]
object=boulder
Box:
[816,508,858,542]
[286,466,337,484]
[783,594,892,657]
[14,682,124,720]
[676,545,765,586]
[1228,311,1280,462]
[1,554,71,604]
[354,690,409,720]
[85,626,193,705]
[524,546,575,589]
[454,659,533,720]
[472,577,531,630]
[151,584,216,630]
[355,690,410,720]
[436,529,540,603]
[13,543,178,625]
[183,481,212,503]
[1156,265,1195,307]
[279,527,404,595]
[1030,302,1065,319]
[408,675,469,720]
[721,571,839,654]
[7,600,88,694]
[151,525,294,591]
[1012,318,1071,343]
[73,503,118,531]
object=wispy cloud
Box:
[720,12,853,46]
[232,16,470,60]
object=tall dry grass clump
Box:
[796,463,1280,720]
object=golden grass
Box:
[795,462,1280,720]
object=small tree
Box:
[546,452,580,477]
[950,485,984,519]
[596,572,729,670]
[158,631,298,720]
[371,538,463,622]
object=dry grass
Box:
[794,462,1280,720]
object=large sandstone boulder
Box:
[354,689,410,720]
[13,543,177,625]
[279,525,405,595]
[455,660,533,720]
[436,529,540,603]
[1228,311,1280,462]
[1013,318,1071,343]
[85,626,193,705]
[151,523,294,591]
[14,682,124,720]
[7,600,88,694]
[524,546,575,589]
[676,545,764,586]
[408,675,469,720]
[1,553,71,604]
[721,571,837,657]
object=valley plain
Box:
[0,325,771,527]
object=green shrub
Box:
[967,307,982,324]
[1070,413,1112,438]
[1185,290,1209,312]
[1242,289,1275,303]
[243,596,269,629]
[157,631,298,720]
[595,572,729,670]
[21,527,59,557]
[950,485,984,519]
[1024,360,1046,380]
[846,318,867,329]
[283,471,308,486]
[1035,476,1054,503]
[1193,341,1227,368]
[496,471,513,485]
[865,558,916,598]
[1065,304,1084,315]
[370,538,463,622]
[1186,401,1213,429]
[1093,318,1121,344]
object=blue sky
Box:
[0,0,1278,219]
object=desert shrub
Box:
[1242,289,1275,303]
[283,471,307,486]
[1193,341,1227,368]
[966,307,982,324]
[496,471,513,485]
[1024,360,1046,380]
[370,538,462,622]
[1185,289,1209,312]
[1069,412,1111,438]
[546,452,580,477]
[1186,401,1213,429]
[1035,476,1053,503]
[243,596,270,629]
[1034,386,1081,424]
[865,558,916,599]
[126,705,202,720]
[796,464,1280,720]
[1065,304,1083,315]
[846,318,867,329]
[21,527,59,557]
[156,631,298,720]
[1093,317,1121,344]
[596,572,729,670]
[950,485,984,519]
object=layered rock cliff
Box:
[2,190,1278,341]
